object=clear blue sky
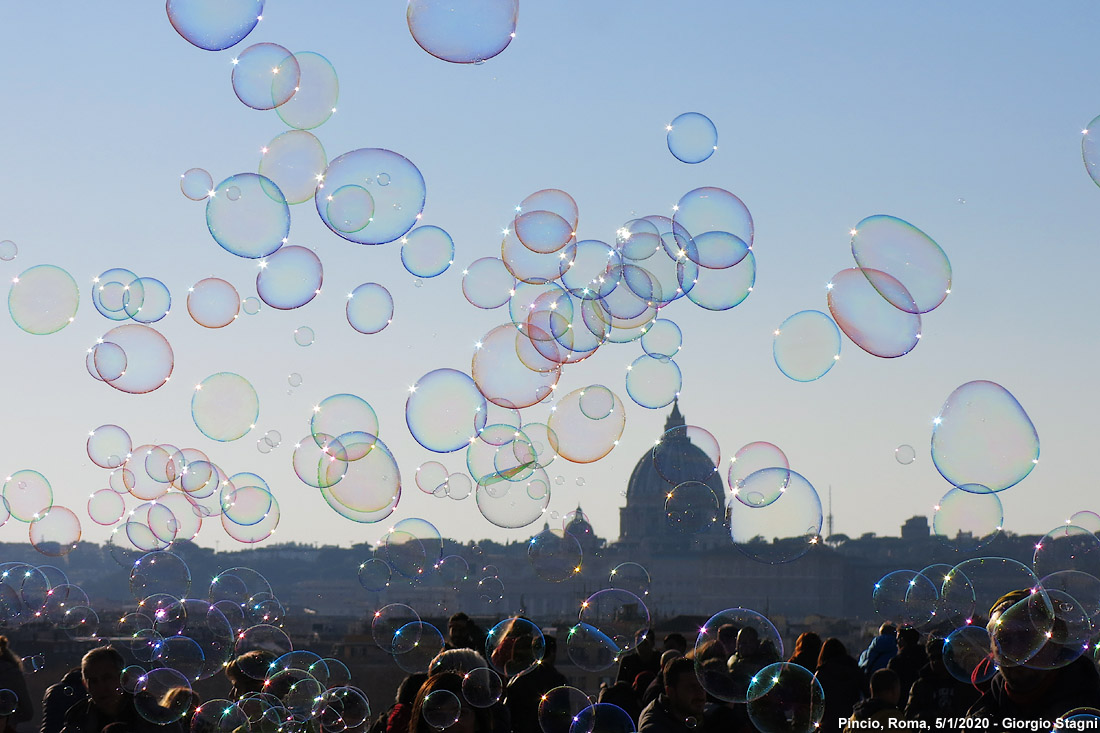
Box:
[1,2,1098,551]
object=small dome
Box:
[565,505,599,554]
[565,505,593,537]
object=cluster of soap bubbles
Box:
[452,184,758,420]
[8,264,168,344]
[2,0,849,570]
[0,562,91,632]
[167,6,454,349]
[831,216,950,359]
[397,182,762,528]
[257,430,282,455]
[0,471,80,557]
[83,425,281,548]
[2,547,367,729]
[771,214,952,382]
[289,393,401,525]
[873,523,1100,685]
[660,437,825,564]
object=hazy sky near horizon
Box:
[1,2,1099,553]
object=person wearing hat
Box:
[967,589,1100,723]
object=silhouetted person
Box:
[429,649,489,676]
[858,623,897,678]
[42,667,87,733]
[642,650,683,708]
[224,651,268,700]
[759,639,780,664]
[726,627,775,699]
[616,630,659,685]
[447,613,486,653]
[61,647,181,733]
[504,636,567,733]
[904,636,979,724]
[409,672,492,733]
[716,625,739,659]
[598,682,641,726]
[662,634,687,656]
[638,658,707,733]
[487,617,541,680]
[159,689,198,732]
[967,589,1100,722]
[787,632,822,671]
[632,670,655,703]
[814,638,864,732]
[368,673,427,733]
[887,626,927,700]
[845,668,902,731]
[0,636,32,731]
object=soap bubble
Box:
[667,112,718,164]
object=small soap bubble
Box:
[294,326,315,347]
[180,168,213,201]
[895,444,916,465]
[0,240,18,261]
[288,373,303,387]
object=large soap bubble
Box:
[850,215,951,314]
[192,373,259,442]
[746,662,825,733]
[933,486,1003,551]
[346,283,393,334]
[407,0,518,64]
[1084,115,1100,188]
[259,131,327,205]
[206,173,289,259]
[275,51,339,131]
[167,0,263,52]
[931,380,1039,493]
[772,310,841,382]
[256,246,322,310]
[316,149,425,245]
[9,265,79,335]
[667,112,718,164]
[96,325,174,394]
[231,43,299,111]
[827,268,921,358]
[406,369,488,453]
[729,468,822,564]
[547,386,626,464]
[401,226,454,278]
[694,608,783,703]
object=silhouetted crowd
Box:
[0,593,1098,733]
